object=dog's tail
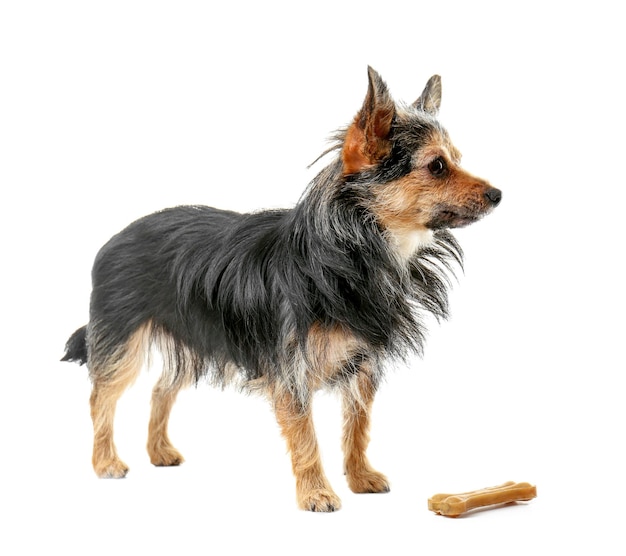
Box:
[61,325,88,365]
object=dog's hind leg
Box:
[88,324,149,478]
[274,393,342,512]
[342,371,390,494]
[147,374,185,467]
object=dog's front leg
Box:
[274,393,341,512]
[342,371,390,494]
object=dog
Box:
[62,67,501,512]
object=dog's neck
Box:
[390,228,434,261]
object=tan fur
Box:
[271,329,388,510]
[342,69,395,175]
[342,124,372,176]
[89,323,151,478]
[147,376,185,466]
[68,69,498,514]
[373,130,491,243]
[147,328,197,466]
[274,392,342,512]
[305,322,363,389]
[342,369,389,493]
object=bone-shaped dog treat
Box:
[428,481,536,517]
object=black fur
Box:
[60,68,504,513]
[61,325,88,365]
[62,74,464,406]
[63,167,461,395]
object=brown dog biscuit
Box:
[428,481,537,517]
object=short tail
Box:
[61,325,88,365]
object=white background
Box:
[1,1,624,554]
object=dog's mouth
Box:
[427,206,487,229]
[427,187,501,229]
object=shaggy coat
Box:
[63,67,500,512]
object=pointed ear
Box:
[413,74,442,115]
[342,66,396,175]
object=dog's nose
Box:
[485,187,502,207]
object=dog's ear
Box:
[342,66,395,175]
[413,75,442,115]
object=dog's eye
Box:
[428,157,447,177]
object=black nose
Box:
[485,187,502,206]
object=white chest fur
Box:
[392,228,434,261]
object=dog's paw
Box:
[346,469,390,494]
[94,459,129,479]
[149,446,185,467]
[298,488,342,512]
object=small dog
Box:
[62,67,501,512]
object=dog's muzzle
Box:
[484,187,502,207]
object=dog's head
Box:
[340,67,501,256]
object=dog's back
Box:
[79,205,300,383]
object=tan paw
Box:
[298,488,342,512]
[149,445,185,467]
[347,469,390,494]
[94,459,129,479]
